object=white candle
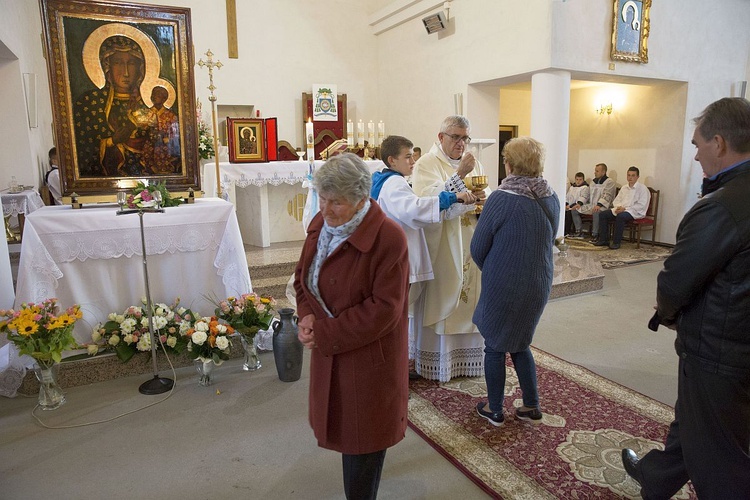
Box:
[367,121,375,147]
[306,119,315,161]
[357,120,364,147]
[377,121,385,146]
[347,120,354,147]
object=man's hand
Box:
[456,192,476,204]
[614,206,625,215]
[457,151,476,179]
[592,205,601,213]
[297,313,316,349]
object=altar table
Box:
[201,160,385,247]
[1,188,45,242]
[14,198,252,344]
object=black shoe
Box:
[609,243,621,249]
[621,449,644,485]
[408,369,421,380]
[515,406,543,422]
[476,401,504,427]
[593,240,609,246]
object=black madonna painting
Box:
[40,0,199,198]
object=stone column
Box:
[531,71,571,238]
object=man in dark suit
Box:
[622,97,750,499]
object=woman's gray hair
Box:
[440,115,470,132]
[502,136,545,177]
[313,153,372,204]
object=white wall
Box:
[0,0,53,190]
[2,0,750,245]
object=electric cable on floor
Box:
[30,337,179,429]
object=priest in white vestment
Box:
[410,115,489,381]
[371,135,477,378]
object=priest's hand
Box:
[298,313,316,348]
[457,151,476,179]
[456,192,476,204]
[472,188,487,205]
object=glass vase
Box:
[194,358,216,386]
[240,334,261,371]
[33,361,66,410]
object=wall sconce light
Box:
[596,102,613,115]
[423,1,452,34]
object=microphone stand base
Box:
[139,375,174,395]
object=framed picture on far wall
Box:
[39,0,200,201]
[610,0,651,63]
[227,117,278,163]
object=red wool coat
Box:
[294,201,410,455]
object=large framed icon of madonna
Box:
[40,0,199,200]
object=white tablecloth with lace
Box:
[14,198,252,346]
[1,189,45,218]
[205,159,386,192]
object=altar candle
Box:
[357,120,364,147]
[367,121,375,147]
[377,121,385,145]
[347,120,354,147]
[306,119,315,161]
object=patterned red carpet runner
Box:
[408,347,696,499]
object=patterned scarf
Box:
[499,174,554,199]
[307,199,371,317]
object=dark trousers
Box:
[342,449,387,500]
[597,210,633,244]
[637,358,750,499]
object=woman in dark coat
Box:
[294,153,410,499]
[470,137,559,427]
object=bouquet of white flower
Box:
[185,316,234,364]
[88,298,198,362]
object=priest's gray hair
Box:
[440,115,470,132]
[313,153,372,204]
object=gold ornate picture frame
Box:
[40,0,199,199]
[227,118,266,163]
[610,0,651,63]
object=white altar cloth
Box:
[1,188,45,218]
[201,160,385,247]
[14,198,252,345]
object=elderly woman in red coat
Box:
[294,153,410,500]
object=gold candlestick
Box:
[197,49,223,198]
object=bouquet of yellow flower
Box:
[0,299,82,367]
[214,293,276,340]
[186,316,234,364]
[89,299,198,363]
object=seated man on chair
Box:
[594,166,651,249]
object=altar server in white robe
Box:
[371,135,476,376]
[410,115,490,381]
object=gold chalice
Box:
[470,175,488,213]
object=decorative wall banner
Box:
[312,84,338,122]
[40,0,199,199]
[610,0,651,63]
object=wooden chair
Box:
[277,140,299,161]
[626,187,659,248]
